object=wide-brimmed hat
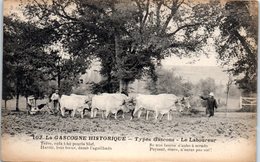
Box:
[209,92,214,96]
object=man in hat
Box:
[200,92,218,117]
[51,89,60,113]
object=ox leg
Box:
[94,109,98,118]
[169,111,173,120]
[71,109,76,118]
[146,111,150,120]
[154,111,158,120]
[137,110,142,118]
[91,108,97,118]
[105,111,109,119]
[80,110,84,119]
[101,111,104,119]
[114,112,117,120]
[90,108,94,118]
[133,108,140,118]
[130,109,134,120]
[60,107,65,117]
[159,113,164,120]
[168,112,170,121]
[132,109,137,117]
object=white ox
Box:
[60,94,91,118]
[132,94,191,120]
[91,93,132,119]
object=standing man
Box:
[200,92,218,117]
[51,89,60,113]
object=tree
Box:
[2,72,15,109]
[146,68,194,96]
[21,0,220,94]
[3,16,59,110]
[225,73,233,106]
[196,77,217,96]
[215,1,257,94]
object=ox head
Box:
[118,96,135,114]
[75,95,92,116]
[181,97,191,109]
[83,97,92,111]
[82,98,92,117]
[176,97,191,112]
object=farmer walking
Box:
[200,92,218,117]
[51,89,60,113]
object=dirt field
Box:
[1,108,256,142]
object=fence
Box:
[239,97,257,109]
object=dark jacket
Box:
[200,96,218,110]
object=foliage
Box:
[21,0,220,93]
[3,13,87,108]
[90,78,120,94]
[4,0,255,101]
[146,68,194,96]
[3,16,60,110]
[196,77,217,96]
[215,1,257,93]
[59,78,81,95]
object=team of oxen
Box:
[32,93,191,120]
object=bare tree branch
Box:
[161,0,184,34]
[165,23,201,37]
[52,0,78,21]
[156,0,163,32]
[142,0,150,25]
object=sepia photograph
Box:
[1,0,258,161]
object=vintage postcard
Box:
[2,0,257,161]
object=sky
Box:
[3,0,20,15]
[162,54,219,67]
[162,36,221,67]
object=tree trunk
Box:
[119,79,129,94]
[56,57,61,90]
[125,81,129,93]
[15,70,20,111]
[107,72,112,93]
[4,100,7,109]
[25,97,28,110]
[114,29,130,95]
[58,71,61,90]
[114,31,122,93]
[119,80,123,93]
[225,88,229,106]
[225,87,230,117]
[15,93,20,111]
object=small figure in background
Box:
[200,92,218,117]
[27,96,35,113]
[27,96,40,115]
[51,89,60,113]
